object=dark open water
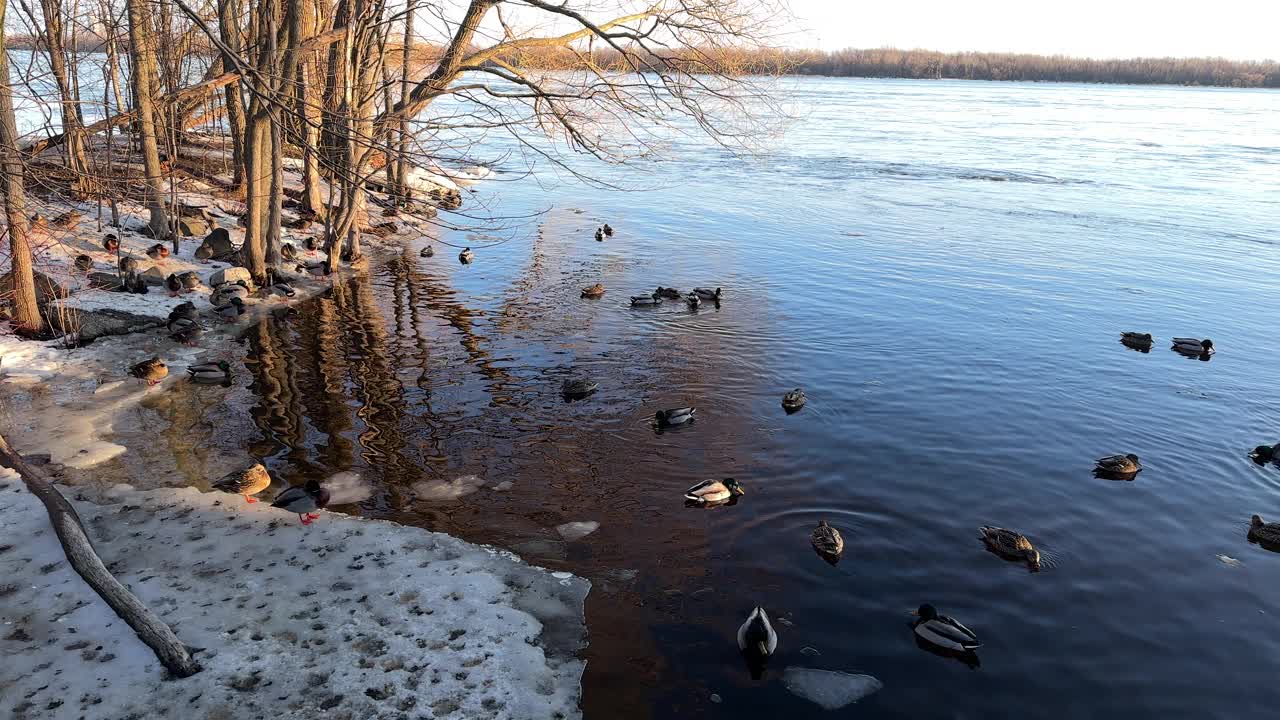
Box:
[237,79,1280,718]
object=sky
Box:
[785,0,1279,61]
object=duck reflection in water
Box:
[913,633,982,669]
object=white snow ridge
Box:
[783,667,884,710]
[0,475,590,720]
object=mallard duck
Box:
[782,388,806,412]
[1121,332,1153,345]
[165,273,183,296]
[1250,444,1279,463]
[73,254,93,273]
[737,606,778,666]
[686,293,700,309]
[1172,337,1214,355]
[52,210,81,229]
[179,271,201,291]
[419,245,435,257]
[912,604,980,651]
[272,480,330,525]
[126,272,149,295]
[655,287,682,299]
[210,281,249,306]
[603,223,614,237]
[280,242,297,261]
[1249,515,1280,545]
[168,317,203,345]
[655,407,695,427]
[979,525,1040,570]
[187,360,232,384]
[194,242,214,262]
[296,260,331,277]
[810,520,844,562]
[102,233,119,252]
[214,297,247,320]
[1095,453,1141,475]
[266,279,296,298]
[581,283,605,298]
[129,357,168,386]
[212,463,271,503]
[693,287,722,300]
[146,243,169,260]
[562,378,599,400]
[304,236,319,252]
[630,292,662,307]
[168,301,198,321]
[28,212,47,230]
[119,255,139,275]
[594,227,604,242]
[684,478,744,504]
[459,248,475,264]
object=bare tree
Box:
[0,0,40,330]
[125,0,173,240]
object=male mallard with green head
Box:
[1171,337,1214,356]
[129,357,168,386]
[979,525,1040,570]
[1251,444,1279,463]
[693,287,722,300]
[630,292,662,306]
[212,463,272,504]
[684,478,744,505]
[187,360,232,384]
[655,407,695,427]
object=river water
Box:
[238,78,1280,718]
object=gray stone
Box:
[179,216,210,237]
[48,308,162,342]
[209,267,252,288]
[141,266,167,286]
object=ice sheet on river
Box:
[0,472,590,720]
[782,667,884,710]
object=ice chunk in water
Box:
[413,473,485,501]
[556,521,599,541]
[783,667,883,710]
[323,470,371,504]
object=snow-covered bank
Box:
[0,472,589,720]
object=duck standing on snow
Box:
[52,210,81,229]
[912,604,980,652]
[179,271,201,291]
[684,478,744,505]
[1249,515,1280,546]
[129,357,168,386]
[212,463,272,503]
[74,254,93,273]
[458,247,475,264]
[165,273,183,296]
[146,243,170,260]
[210,281,250,306]
[1172,337,1214,356]
[102,234,119,253]
[1094,453,1142,478]
[187,360,232,384]
[979,525,1041,570]
[655,407,695,427]
[782,388,806,413]
[169,301,198,322]
[280,242,297,261]
[810,520,844,563]
[119,255,139,275]
[214,296,247,320]
[194,243,214,262]
[168,316,203,345]
[272,480,330,525]
[737,606,778,679]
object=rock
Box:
[1,270,69,305]
[47,308,163,342]
[203,227,235,256]
[141,266,167,286]
[179,216,210,237]
[209,266,252,288]
[84,272,124,291]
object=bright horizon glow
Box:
[786,0,1279,62]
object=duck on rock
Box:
[272,480,330,525]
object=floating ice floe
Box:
[412,473,486,501]
[782,667,883,710]
[556,521,600,542]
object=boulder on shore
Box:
[209,266,252,288]
[46,307,162,342]
[202,227,235,256]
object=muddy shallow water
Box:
[113,78,1280,717]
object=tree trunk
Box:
[0,0,39,330]
[0,433,201,678]
[37,0,89,195]
[125,0,171,241]
[395,0,414,204]
[218,0,247,189]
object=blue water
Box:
[247,78,1280,717]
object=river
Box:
[237,77,1280,718]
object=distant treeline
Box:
[783,48,1280,88]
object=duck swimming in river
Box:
[979,525,1041,570]
[1171,337,1214,356]
[655,407,695,427]
[684,478,744,505]
[1094,453,1142,477]
[737,606,777,679]
[912,604,980,652]
[630,292,662,306]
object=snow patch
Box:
[782,667,883,710]
[0,480,589,720]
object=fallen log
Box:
[0,433,202,678]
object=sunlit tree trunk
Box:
[36,0,89,195]
[394,0,414,204]
[218,0,247,189]
[297,0,326,219]
[0,0,40,330]
[125,0,171,241]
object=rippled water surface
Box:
[240,79,1280,718]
